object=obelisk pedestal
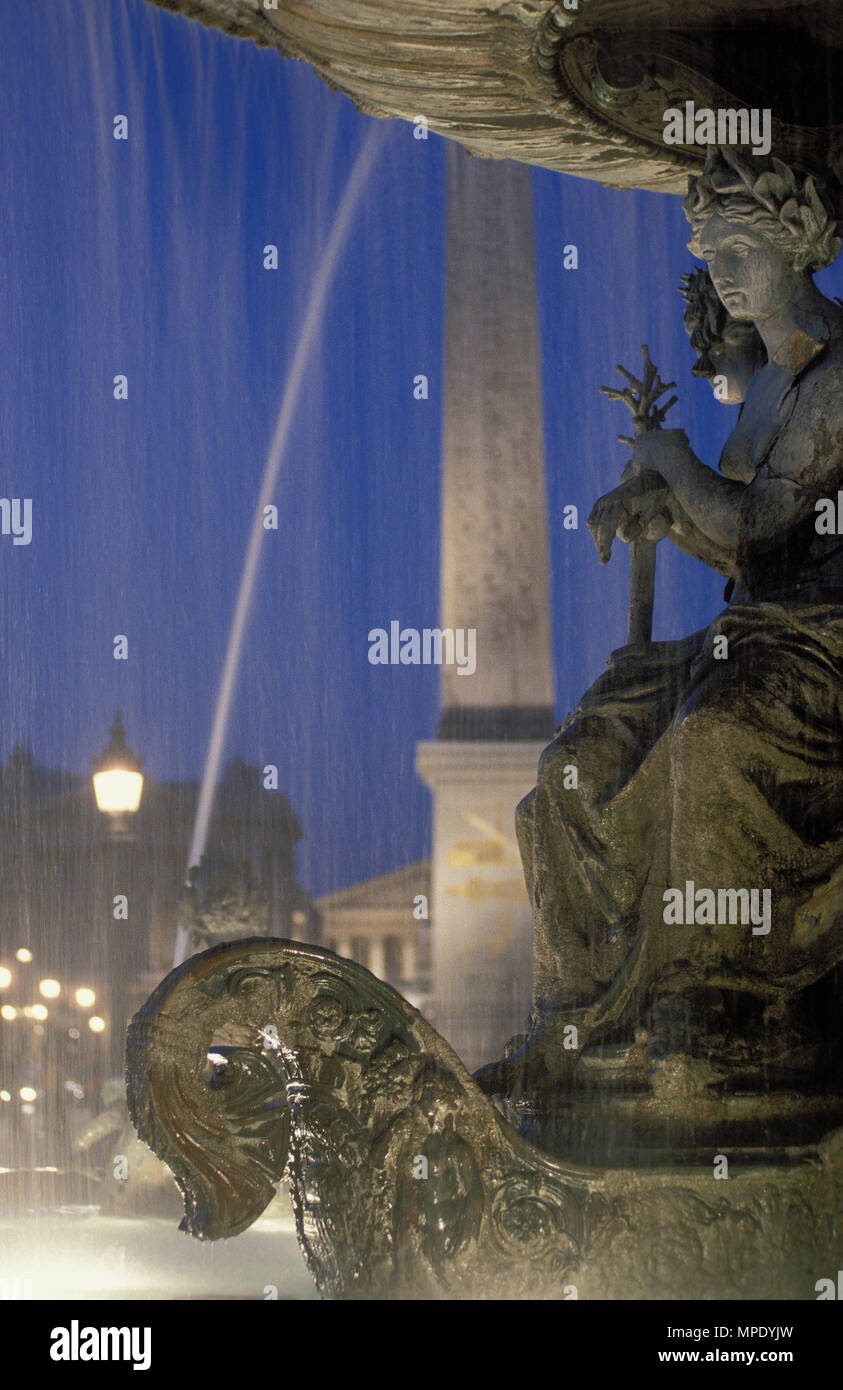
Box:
[415,741,546,1069]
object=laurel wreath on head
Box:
[685,147,842,273]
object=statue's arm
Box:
[630,430,745,558]
[661,497,738,576]
[588,466,739,570]
[593,441,740,573]
[637,370,843,556]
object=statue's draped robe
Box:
[518,325,843,1027]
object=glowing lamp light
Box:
[0,968,11,989]
[15,948,32,963]
[39,979,60,1000]
[0,1090,10,1102]
[31,1004,48,1021]
[74,988,96,1008]
[92,713,144,823]
[88,1016,106,1033]
[1,1006,17,1021]
[19,1087,36,1102]
[93,768,144,814]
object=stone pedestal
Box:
[416,740,544,1070]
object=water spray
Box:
[173,126,387,966]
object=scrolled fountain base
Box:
[126,939,843,1299]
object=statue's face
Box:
[698,215,798,323]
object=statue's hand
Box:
[618,490,673,545]
[587,473,671,564]
[630,428,694,482]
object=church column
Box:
[400,935,417,981]
[367,934,387,981]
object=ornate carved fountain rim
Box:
[536,0,843,180]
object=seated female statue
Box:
[478,148,843,1097]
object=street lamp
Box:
[92,714,144,1076]
[92,713,144,837]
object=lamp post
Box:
[92,713,144,840]
[92,714,144,1075]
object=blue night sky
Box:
[4,0,843,898]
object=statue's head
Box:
[683,148,841,323]
[679,266,766,403]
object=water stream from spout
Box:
[173,126,386,966]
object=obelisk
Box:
[416,144,555,1071]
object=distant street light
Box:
[92,714,144,1074]
[92,713,144,836]
[38,979,60,999]
[0,968,11,989]
[74,988,96,1008]
[15,948,32,963]
[1,1005,16,1021]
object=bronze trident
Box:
[600,346,677,645]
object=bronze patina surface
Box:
[126,936,843,1298]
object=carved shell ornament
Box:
[127,937,593,1297]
